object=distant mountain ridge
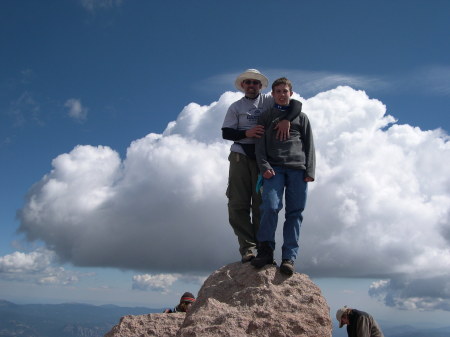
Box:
[0,299,159,337]
[332,322,450,337]
[385,325,450,337]
[1,299,449,337]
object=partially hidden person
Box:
[163,292,196,313]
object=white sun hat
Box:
[234,69,269,92]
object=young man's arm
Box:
[300,113,316,181]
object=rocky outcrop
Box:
[105,262,332,336]
[104,313,185,337]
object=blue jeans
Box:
[257,166,308,260]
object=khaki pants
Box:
[226,152,261,256]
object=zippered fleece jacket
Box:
[347,309,384,337]
[255,100,316,180]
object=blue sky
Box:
[1,0,450,331]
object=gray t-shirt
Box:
[222,94,273,155]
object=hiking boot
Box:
[251,242,275,268]
[241,250,255,263]
[280,259,295,276]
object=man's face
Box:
[272,84,292,106]
[340,315,350,327]
[241,78,262,98]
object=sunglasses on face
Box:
[243,80,261,85]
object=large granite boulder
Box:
[105,262,332,336]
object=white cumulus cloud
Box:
[132,273,205,294]
[16,86,450,310]
[132,274,178,293]
[369,275,450,311]
[0,248,79,285]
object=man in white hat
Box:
[221,69,299,263]
[336,306,384,337]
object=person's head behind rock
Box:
[178,292,196,312]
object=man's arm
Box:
[222,103,264,141]
[221,127,246,141]
[274,99,303,141]
[285,99,302,121]
[222,126,265,141]
[222,104,242,141]
[255,112,273,175]
[355,316,372,337]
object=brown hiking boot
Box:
[280,259,295,276]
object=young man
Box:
[252,77,315,276]
[336,306,384,337]
[222,69,299,263]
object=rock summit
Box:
[105,262,332,336]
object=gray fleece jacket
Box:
[255,100,316,180]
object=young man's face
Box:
[272,84,292,106]
[241,79,262,98]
